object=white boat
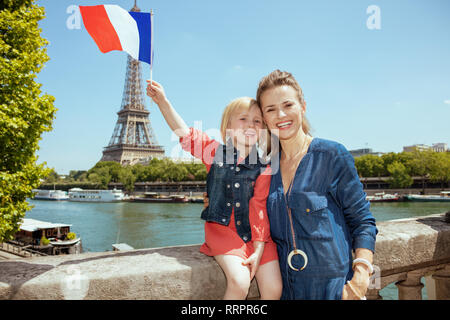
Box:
[50,238,81,246]
[15,218,82,254]
[32,189,69,201]
[404,191,450,202]
[68,188,125,202]
[366,192,400,202]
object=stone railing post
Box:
[395,270,424,300]
[432,265,450,300]
[366,288,383,300]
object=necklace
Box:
[281,135,309,161]
[281,136,311,272]
[281,135,311,195]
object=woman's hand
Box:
[342,275,369,300]
[342,260,371,300]
[242,241,264,280]
[342,283,362,300]
[146,80,167,106]
[350,264,371,295]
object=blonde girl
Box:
[147,80,282,300]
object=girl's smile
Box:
[227,104,264,149]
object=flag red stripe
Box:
[79,5,123,54]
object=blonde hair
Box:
[256,69,311,135]
[220,97,271,155]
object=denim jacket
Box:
[267,138,378,300]
[201,139,266,243]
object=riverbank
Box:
[364,188,450,196]
[39,176,449,196]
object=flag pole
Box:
[149,8,154,107]
[150,8,154,86]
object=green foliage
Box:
[429,152,450,184]
[0,0,56,242]
[40,235,50,246]
[354,154,384,177]
[354,150,450,188]
[42,158,209,192]
[387,161,413,188]
[66,232,76,240]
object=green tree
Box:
[131,164,146,182]
[428,152,450,188]
[68,170,87,182]
[43,168,58,184]
[0,1,56,242]
[354,155,384,177]
[118,167,136,192]
[87,167,111,189]
[387,161,413,188]
[194,167,207,180]
[381,152,401,176]
[409,150,435,193]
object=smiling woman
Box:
[257,71,311,137]
[256,70,378,300]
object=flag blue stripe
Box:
[129,12,152,65]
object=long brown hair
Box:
[256,70,311,135]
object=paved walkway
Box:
[0,250,23,260]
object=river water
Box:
[25,199,449,299]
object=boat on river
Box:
[403,191,450,202]
[49,237,81,246]
[366,192,400,202]
[32,189,69,201]
[131,192,189,203]
[10,218,82,255]
[189,196,204,203]
[68,188,126,202]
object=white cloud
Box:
[444,99,450,105]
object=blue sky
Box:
[36,0,450,174]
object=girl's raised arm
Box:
[146,80,190,137]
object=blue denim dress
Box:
[267,138,378,300]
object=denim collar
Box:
[224,139,261,168]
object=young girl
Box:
[146,80,282,300]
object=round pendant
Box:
[287,249,308,271]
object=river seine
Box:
[26,199,449,299]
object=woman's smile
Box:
[276,120,293,130]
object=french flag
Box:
[79,5,152,65]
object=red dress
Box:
[180,128,278,265]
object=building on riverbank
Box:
[403,143,448,153]
[349,148,384,157]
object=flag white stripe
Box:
[104,5,140,60]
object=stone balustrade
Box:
[367,213,450,300]
[0,213,449,300]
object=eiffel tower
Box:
[101,1,165,165]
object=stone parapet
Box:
[1,213,449,300]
